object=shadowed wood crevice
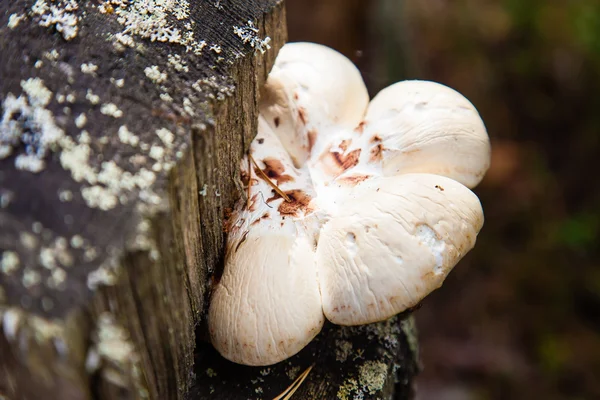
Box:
[189,316,419,400]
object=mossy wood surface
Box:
[0,1,417,399]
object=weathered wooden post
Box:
[0,1,418,399]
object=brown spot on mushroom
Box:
[274,117,280,127]
[235,231,249,252]
[248,194,260,211]
[298,107,307,125]
[337,174,370,186]
[257,138,264,144]
[240,169,250,186]
[257,157,295,185]
[319,147,362,176]
[370,143,383,162]
[334,148,361,170]
[277,190,313,217]
[435,185,445,191]
[370,134,382,144]
[355,121,366,134]
[251,213,270,225]
[222,209,235,232]
[338,139,352,152]
[307,129,318,152]
[293,92,299,100]
[248,193,260,212]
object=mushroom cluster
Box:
[209,42,491,366]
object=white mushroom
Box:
[208,42,491,366]
[260,42,369,166]
[208,117,324,366]
[316,173,484,326]
[361,80,491,188]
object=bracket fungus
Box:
[208,42,491,366]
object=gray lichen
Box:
[0,78,64,173]
[31,0,80,41]
[233,20,271,54]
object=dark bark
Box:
[0,1,285,399]
[0,1,418,399]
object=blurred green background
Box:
[286,0,600,399]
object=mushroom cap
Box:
[210,43,491,365]
[260,42,369,166]
[209,230,324,366]
[209,116,323,366]
[363,80,490,188]
[316,173,484,326]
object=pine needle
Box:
[272,364,314,400]
[249,153,291,202]
[246,155,252,209]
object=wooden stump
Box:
[0,1,418,399]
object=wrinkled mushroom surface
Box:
[208,42,491,366]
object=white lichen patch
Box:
[192,76,235,101]
[31,0,80,41]
[2,309,22,341]
[118,125,139,147]
[149,145,165,160]
[81,63,98,75]
[39,237,74,270]
[110,77,125,88]
[159,93,173,102]
[167,54,189,72]
[86,89,100,105]
[100,103,124,118]
[233,20,271,54]
[156,128,174,148]
[22,268,42,288]
[144,65,167,84]
[107,0,206,54]
[59,138,97,183]
[78,130,91,145]
[8,13,26,29]
[1,251,20,275]
[91,312,144,389]
[60,131,161,210]
[87,262,118,290]
[114,32,135,48]
[0,190,14,208]
[58,189,73,202]
[75,113,87,128]
[70,234,84,248]
[46,266,67,290]
[183,97,194,116]
[81,186,118,210]
[45,49,60,61]
[0,78,64,173]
